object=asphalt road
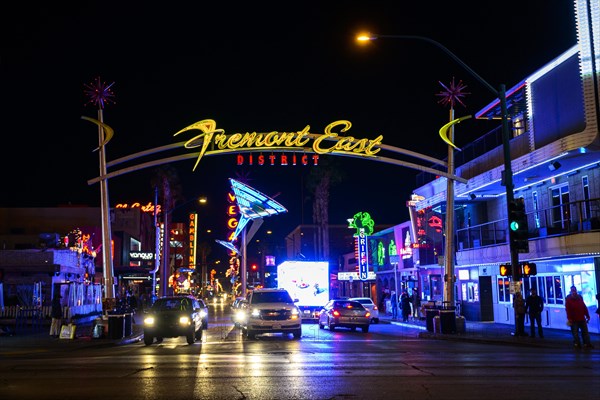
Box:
[1,305,598,400]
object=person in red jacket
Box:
[565,285,594,349]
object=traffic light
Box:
[522,262,537,276]
[499,263,511,277]
[509,198,529,253]
[251,264,258,271]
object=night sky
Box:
[1,1,577,241]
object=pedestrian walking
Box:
[49,293,62,338]
[400,291,412,322]
[565,285,594,349]
[525,288,544,338]
[390,291,398,319]
[513,292,527,336]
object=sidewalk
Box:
[2,314,598,351]
[0,315,144,350]
[379,313,599,349]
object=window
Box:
[429,275,443,300]
[553,276,564,305]
[532,191,541,229]
[497,277,510,303]
[582,176,591,220]
[550,184,570,229]
[512,113,526,137]
[545,276,556,304]
[461,282,479,302]
[565,272,596,307]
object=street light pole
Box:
[357,33,519,327]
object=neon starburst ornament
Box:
[436,77,470,109]
[84,77,116,109]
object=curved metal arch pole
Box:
[88,145,466,186]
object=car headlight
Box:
[234,310,246,322]
[251,308,261,318]
[290,307,301,320]
[179,316,191,325]
[144,316,155,326]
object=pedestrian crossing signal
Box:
[499,263,511,277]
[522,262,537,276]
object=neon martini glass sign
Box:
[216,179,287,253]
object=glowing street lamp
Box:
[357,33,519,329]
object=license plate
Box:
[303,310,311,314]
[273,324,281,329]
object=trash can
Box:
[439,307,457,334]
[124,313,133,337]
[107,314,125,340]
[425,305,440,332]
[455,315,466,334]
[93,317,106,339]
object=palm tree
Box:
[305,157,345,260]
[151,165,183,296]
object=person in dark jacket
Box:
[400,291,412,322]
[49,294,62,337]
[390,291,398,319]
[525,288,544,338]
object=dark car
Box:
[143,295,205,345]
[230,296,247,327]
[318,299,371,333]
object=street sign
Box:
[338,271,376,281]
[509,281,521,294]
[357,229,369,281]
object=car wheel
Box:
[318,321,324,329]
[187,330,196,344]
[362,325,369,333]
[293,329,302,339]
[328,318,335,331]
[374,318,379,324]
[143,334,153,346]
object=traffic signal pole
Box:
[499,85,522,335]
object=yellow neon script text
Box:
[174,119,383,171]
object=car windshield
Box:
[354,299,373,305]
[252,291,293,304]
[333,301,363,309]
[153,298,192,311]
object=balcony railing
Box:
[456,198,600,251]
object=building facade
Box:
[406,0,600,333]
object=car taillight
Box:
[332,310,340,317]
[365,312,371,318]
[373,306,378,310]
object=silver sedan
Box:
[318,299,371,333]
